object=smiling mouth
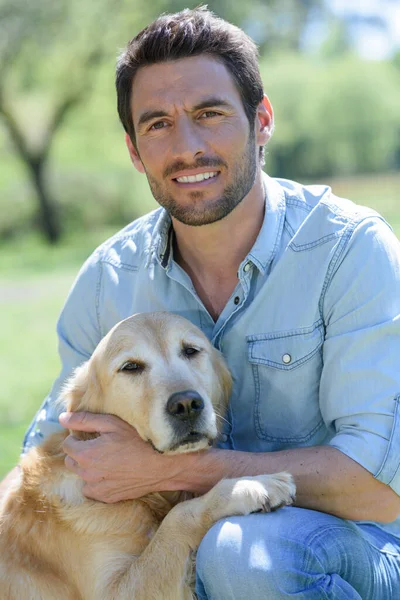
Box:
[175,171,218,183]
[172,172,220,186]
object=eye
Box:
[182,346,200,358]
[120,361,145,373]
[200,111,219,119]
[150,121,167,131]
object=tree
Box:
[0,0,123,242]
[157,0,328,54]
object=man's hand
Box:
[59,412,400,521]
[59,412,183,503]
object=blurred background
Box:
[1,0,400,477]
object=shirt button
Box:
[244,262,251,272]
[234,296,240,305]
[282,353,292,364]
[220,433,228,443]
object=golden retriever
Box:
[0,312,295,600]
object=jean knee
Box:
[196,518,243,576]
[195,508,350,600]
[196,511,303,599]
[196,517,253,599]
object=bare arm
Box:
[59,412,400,524]
[173,444,400,524]
[0,466,19,500]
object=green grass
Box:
[0,274,73,476]
[0,227,120,477]
[0,227,120,279]
[1,171,399,479]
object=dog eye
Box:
[182,346,200,358]
[120,362,145,373]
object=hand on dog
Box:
[59,412,183,503]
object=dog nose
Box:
[166,390,205,420]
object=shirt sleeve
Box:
[22,252,103,452]
[320,215,400,495]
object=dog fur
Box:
[0,312,295,600]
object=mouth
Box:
[151,431,213,454]
[171,170,221,189]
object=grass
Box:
[1,171,399,479]
[0,276,71,476]
[0,227,119,477]
[0,227,121,279]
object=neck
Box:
[172,171,265,281]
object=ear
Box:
[58,360,104,441]
[255,94,274,145]
[61,360,102,423]
[211,348,233,420]
[125,133,146,174]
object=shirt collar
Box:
[246,172,286,275]
[148,172,287,273]
[148,209,173,269]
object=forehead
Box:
[130,55,242,121]
[101,314,209,361]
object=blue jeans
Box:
[195,507,400,599]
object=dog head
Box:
[62,312,232,454]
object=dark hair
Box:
[116,6,264,146]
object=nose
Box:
[166,390,205,421]
[171,118,206,163]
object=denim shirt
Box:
[24,174,400,538]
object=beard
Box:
[143,129,258,227]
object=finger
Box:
[64,454,81,473]
[59,411,118,433]
[83,483,116,504]
[64,455,104,484]
[82,483,104,502]
[62,433,100,460]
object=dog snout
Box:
[166,390,205,421]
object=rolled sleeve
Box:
[23,253,103,453]
[320,216,400,495]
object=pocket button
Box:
[282,353,292,364]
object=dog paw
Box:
[249,472,296,512]
[216,472,296,518]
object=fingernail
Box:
[59,412,68,423]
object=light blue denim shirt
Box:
[24,173,400,538]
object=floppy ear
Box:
[59,359,104,440]
[211,348,232,419]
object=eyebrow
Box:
[192,97,233,112]
[137,97,233,129]
[137,110,169,129]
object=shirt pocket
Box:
[247,322,325,444]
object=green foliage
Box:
[0,0,400,242]
[263,53,400,178]
[158,0,325,53]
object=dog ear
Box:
[211,348,232,414]
[59,360,104,440]
[63,359,105,413]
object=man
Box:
[2,6,400,598]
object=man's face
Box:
[128,55,266,227]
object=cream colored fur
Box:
[0,312,295,600]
